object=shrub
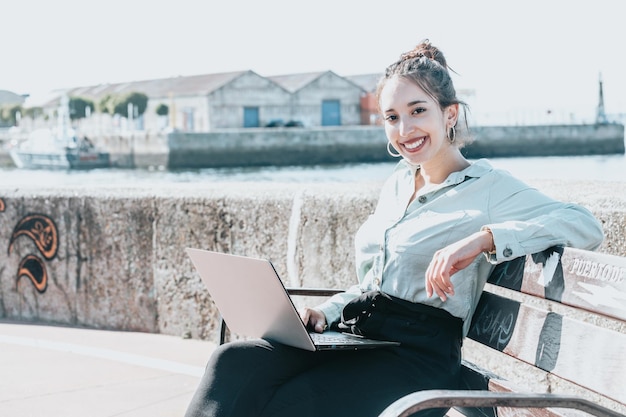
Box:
[156,103,169,116]
[69,97,95,120]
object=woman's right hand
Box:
[425,230,494,301]
[300,308,327,333]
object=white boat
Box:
[9,129,110,170]
[9,95,110,170]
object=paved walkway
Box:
[0,321,216,417]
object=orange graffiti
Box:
[8,214,58,260]
[16,254,48,293]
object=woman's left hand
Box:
[425,230,493,301]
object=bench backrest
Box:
[466,246,626,406]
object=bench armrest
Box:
[378,390,624,417]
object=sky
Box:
[2,0,625,123]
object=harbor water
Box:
[1,154,625,188]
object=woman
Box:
[184,40,604,417]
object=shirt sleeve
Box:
[481,173,604,263]
[313,285,362,327]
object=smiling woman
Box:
[180,39,604,417]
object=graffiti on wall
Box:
[6,212,59,293]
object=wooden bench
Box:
[219,246,626,417]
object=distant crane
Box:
[595,73,608,124]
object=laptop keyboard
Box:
[310,332,369,345]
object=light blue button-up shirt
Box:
[316,159,604,335]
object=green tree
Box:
[156,103,169,116]
[23,106,44,119]
[112,91,148,118]
[0,104,23,125]
[69,96,95,120]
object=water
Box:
[1,154,625,188]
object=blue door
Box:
[243,107,260,127]
[321,100,341,126]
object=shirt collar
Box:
[394,158,494,185]
[461,158,494,178]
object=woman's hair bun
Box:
[400,39,448,69]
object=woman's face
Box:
[379,76,457,167]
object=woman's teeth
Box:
[404,138,425,150]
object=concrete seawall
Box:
[464,123,625,158]
[166,123,625,168]
[1,180,624,338]
[167,126,393,168]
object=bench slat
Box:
[488,247,626,321]
[469,291,626,403]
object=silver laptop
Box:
[186,248,400,351]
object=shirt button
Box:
[418,195,427,203]
[503,247,513,257]
[374,278,381,286]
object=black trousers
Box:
[185,302,463,417]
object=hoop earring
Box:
[447,126,456,143]
[387,142,401,158]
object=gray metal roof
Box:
[67,70,250,101]
[267,71,329,93]
[0,90,26,106]
[25,71,252,108]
